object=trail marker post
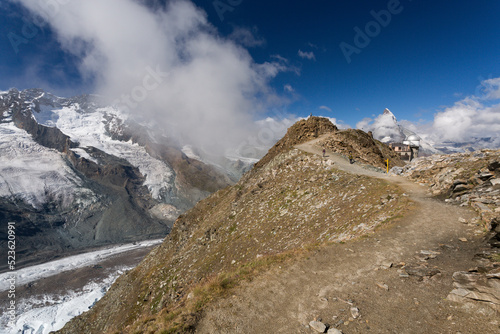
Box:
[386,159,389,173]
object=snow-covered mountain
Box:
[360,108,500,155]
[0,88,236,270]
[362,108,442,156]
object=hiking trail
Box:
[196,136,498,334]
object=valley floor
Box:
[0,240,161,333]
[195,137,499,333]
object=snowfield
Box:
[32,104,175,200]
[0,112,96,209]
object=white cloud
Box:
[271,54,289,63]
[432,97,500,144]
[326,117,350,129]
[481,77,500,100]
[284,84,294,93]
[428,77,500,147]
[319,105,332,112]
[298,49,316,61]
[12,0,292,156]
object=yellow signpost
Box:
[386,159,389,173]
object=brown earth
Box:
[195,136,499,334]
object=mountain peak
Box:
[382,108,397,122]
[254,116,337,168]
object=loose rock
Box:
[327,328,342,334]
[380,261,393,269]
[447,270,500,310]
[376,282,389,291]
[309,320,327,333]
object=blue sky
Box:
[199,0,500,125]
[1,0,500,136]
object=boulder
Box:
[453,184,471,193]
[478,172,495,181]
[487,160,500,172]
[490,178,500,186]
[447,270,500,310]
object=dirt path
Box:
[196,138,498,334]
[296,134,390,179]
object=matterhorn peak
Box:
[383,108,397,122]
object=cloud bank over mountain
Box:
[431,78,500,146]
[12,0,291,155]
[356,77,500,149]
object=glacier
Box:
[31,102,174,200]
[0,111,96,210]
[0,239,162,334]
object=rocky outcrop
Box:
[318,129,405,169]
[254,116,337,169]
[447,267,500,311]
[398,150,500,223]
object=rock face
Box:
[318,129,405,169]
[448,215,500,312]
[399,150,500,223]
[0,89,233,270]
[57,119,409,333]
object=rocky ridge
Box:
[253,116,338,169]
[58,119,500,333]
[58,118,410,333]
[317,128,405,170]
